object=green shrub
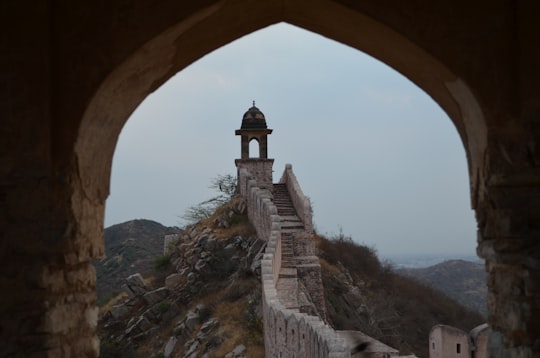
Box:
[99,338,122,358]
[228,213,246,226]
[156,301,170,314]
[246,292,263,345]
[154,255,171,271]
[172,326,183,337]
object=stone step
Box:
[282,226,304,231]
[282,229,303,234]
[279,267,297,278]
[276,208,296,213]
[281,261,297,268]
[275,203,293,207]
[281,220,301,225]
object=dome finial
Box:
[252,100,255,107]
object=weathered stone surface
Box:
[183,338,200,358]
[164,234,181,256]
[225,344,246,358]
[164,336,178,358]
[126,315,153,336]
[123,273,147,297]
[165,273,183,290]
[197,318,219,338]
[183,311,200,332]
[110,303,130,319]
[142,287,169,305]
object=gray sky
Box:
[106,23,477,257]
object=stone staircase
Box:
[273,184,304,233]
[273,183,304,310]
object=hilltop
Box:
[94,219,182,304]
[96,199,484,357]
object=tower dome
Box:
[241,101,268,129]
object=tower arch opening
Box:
[249,138,260,158]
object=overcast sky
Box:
[105,23,477,257]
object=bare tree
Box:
[181,174,237,224]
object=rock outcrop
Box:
[98,199,267,357]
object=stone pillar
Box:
[0,4,103,355]
[241,136,249,159]
[259,134,268,158]
[1,174,104,357]
[477,139,540,358]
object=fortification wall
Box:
[279,164,313,233]
[238,168,350,357]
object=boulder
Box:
[123,273,146,297]
[180,310,200,333]
[165,273,183,290]
[110,303,130,319]
[225,344,246,358]
[196,318,219,339]
[196,235,209,248]
[203,237,218,251]
[183,338,200,358]
[164,336,178,358]
[194,259,210,274]
[142,287,169,305]
[187,272,197,284]
[125,315,153,336]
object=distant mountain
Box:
[94,219,182,303]
[384,253,482,269]
[398,259,487,317]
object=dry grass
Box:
[192,197,256,240]
[213,220,256,239]
[99,291,127,315]
[211,295,261,357]
[319,258,340,276]
[179,277,265,358]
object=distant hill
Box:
[398,259,488,317]
[94,219,182,303]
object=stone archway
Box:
[2,1,539,357]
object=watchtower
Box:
[235,102,274,191]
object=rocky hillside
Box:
[94,219,182,304]
[398,259,488,317]
[98,198,266,357]
[316,237,485,358]
[97,199,485,358]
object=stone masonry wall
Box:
[237,168,350,357]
